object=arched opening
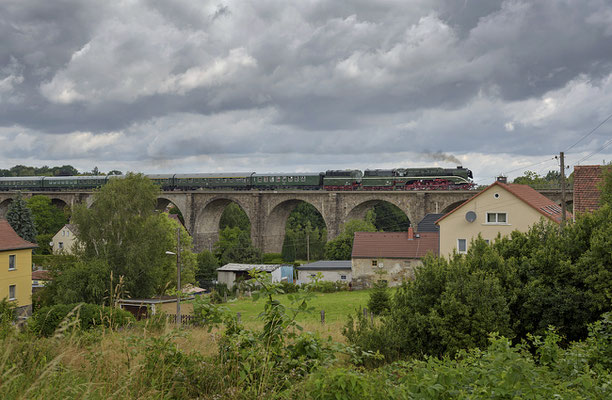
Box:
[345,200,411,232]
[264,199,327,254]
[0,198,14,218]
[194,198,252,253]
[51,198,68,210]
[441,200,467,214]
[156,197,185,226]
[280,202,327,262]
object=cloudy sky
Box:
[1,0,612,183]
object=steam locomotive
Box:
[0,166,473,191]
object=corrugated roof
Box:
[573,165,604,214]
[297,260,352,270]
[0,219,37,251]
[436,181,571,225]
[217,263,284,272]
[417,213,444,232]
[352,231,439,259]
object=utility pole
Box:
[176,227,181,327]
[560,152,567,227]
[306,233,310,262]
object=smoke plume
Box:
[422,151,462,165]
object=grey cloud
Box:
[0,0,611,176]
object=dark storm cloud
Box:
[1,0,612,178]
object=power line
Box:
[565,111,612,152]
[574,136,612,165]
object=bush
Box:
[263,252,283,263]
[29,303,134,337]
[367,280,390,315]
[278,281,299,293]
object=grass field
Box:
[222,289,372,324]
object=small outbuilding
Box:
[296,260,352,285]
[217,263,293,289]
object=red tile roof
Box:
[0,219,37,251]
[32,270,52,280]
[573,165,603,214]
[436,181,571,225]
[352,231,439,259]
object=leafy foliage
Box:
[289,326,612,399]
[214,226,262,265]
[367,280,390,315]
[26,195,69,254]
[324,219,377,260]
[29,303,134,337]
[6,193,37,244]
[371,202,410,232]
[70,173,196,299]
[195,250,219,284]
[219,202,251,232]
[282,202,327,262]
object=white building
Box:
[296,260,352,285]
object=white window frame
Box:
[457,239,467,254]
[485,212,508,225]
[8,255,16,271]
[8,285,16,301]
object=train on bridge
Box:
[0,166,473,192]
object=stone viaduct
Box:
[0,188,572,253]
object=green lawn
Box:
[222,289,372,324]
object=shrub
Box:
[263,252,283,263]
[29,303,134,337]
[367,280,390,315]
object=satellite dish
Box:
[465,211,477,223]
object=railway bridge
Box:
[0,188,572,252]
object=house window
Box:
[58,242,64,249]
[310,274,316,278]
[457,239,467,254]
[8,285,15,301]
[486,212,507,224]
[371,260,377,267]
[62,230,65,236]
[484,239,490,245]
[8,255,16,270]
[340,275,347,280]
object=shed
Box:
[217,263,293,289]
[296,260,352,284]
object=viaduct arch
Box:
[1,188,571,253]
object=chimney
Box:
[496,175,507,184]
[407,226,414,240]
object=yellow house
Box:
[0,219,37,316]
[51,224,78,255]
[436,179,569,257]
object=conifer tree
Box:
[6,194,38,243]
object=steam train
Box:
[0,166,473,191]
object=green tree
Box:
[196,250,220,284]
[324,219,376,260]
[214,226,262,265]
[599,164,612,207]
[6,194,37,244]
[372,202,410,232]
[219,203,251,232]
[71,173,195,298]
[26,195,68,236]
